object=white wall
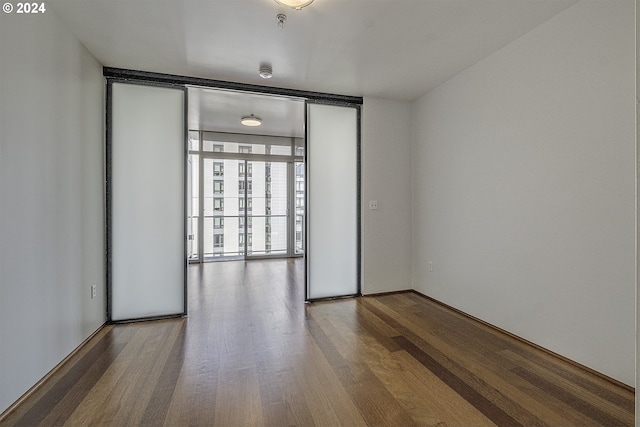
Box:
[362,97,412,294]
[411,0,635,386]
[0,10,105,412]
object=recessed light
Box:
[274,0,314,10]
[241,115,262,127]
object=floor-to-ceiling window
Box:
[188,131,304,261]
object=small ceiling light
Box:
[241,114,262,127]
[259,64,273,79]
[276,13,286,29]
[275,0,314,10]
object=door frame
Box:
[103,67,363,315]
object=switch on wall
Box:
[369,200,378,210]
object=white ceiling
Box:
[188,87,305,136]
[49,0,578,101]
[48,0,578,137]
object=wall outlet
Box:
[428,261,433,272]
[91,285,97,299]
[369,200,378,210]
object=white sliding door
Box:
[110,82,186,321]
[306,102,359,300]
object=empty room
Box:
[0,0,638,426]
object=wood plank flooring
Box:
[1,258,634,426]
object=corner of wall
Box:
[409,0,636,385]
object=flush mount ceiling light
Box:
[274,0,314,10]
[241,114,262,127]
[259,64,273,79]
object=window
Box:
[203,141,224,152]
[239,181,253,193]
[214,217,223,229]
[214,234,224,247]
[239,198,253,211]
[239,145,252,154]
[194,153,305,259]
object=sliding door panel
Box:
[307,103,359,300]
[110,83,185,321]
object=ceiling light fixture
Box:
[241,114,262,127]
[274,0,314,10]
[259,64,273,79]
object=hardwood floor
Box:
[1,258,634,426]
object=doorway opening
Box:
[105,68,362,322]
[186,87,305,263]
